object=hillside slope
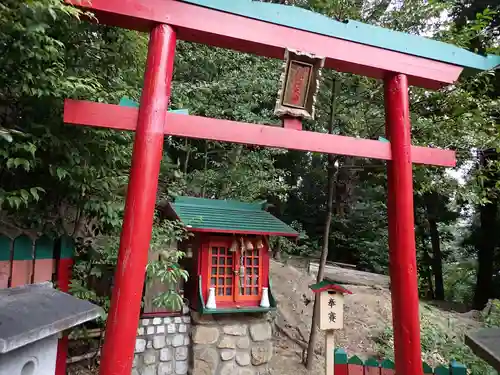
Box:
[269,260,482,374]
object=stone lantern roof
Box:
[0,282,102,353]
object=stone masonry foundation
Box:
[133,313,191,375]
[190,312,273,375]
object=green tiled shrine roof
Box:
[169,196,298,237]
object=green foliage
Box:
[269,220,314,257]
[146,220,191,311]
[443,260,477,304]
[481,299,500,327]
[70,218,191,320]
[374,303,498,375]
[0,0,146,235]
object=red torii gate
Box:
[63,1,500,375]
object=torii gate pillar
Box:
[385,73,422,375]
[98,24,176,375]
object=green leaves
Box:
[0,186,45,209]
[146,220,192,311]
[0,0,144,233]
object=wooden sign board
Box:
[319,291,344,330]
[275,49,324,120]
[282,60,313,109]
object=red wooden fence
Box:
[0,234,75,375]
[334,349,467,375]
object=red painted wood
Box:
[63,100,456,167]
[282,117,303,130]
[0,261,10,288]
[384,73,423,375]
[67,0,462,89]
[200,237,209,308]
[55,257,73,375]
[33,258,54,283]
[365,365,381,375]
[348,364,365,375]
[99,24,176,375]
[380,368,396,375]
[334,364,349,375]
[262,240,270,288]
[56,258,73,292]
[11,260,32,287]
[55,337,69,375]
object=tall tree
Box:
[306,78,340,369]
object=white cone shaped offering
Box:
[206,287,217,309]
[260,287,270,308]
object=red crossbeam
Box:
[67,0,461,90]
[64,100,456,167]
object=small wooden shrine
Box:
[166,196,298,314]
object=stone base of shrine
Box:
[190,312,273,375]
[133,311,191,375]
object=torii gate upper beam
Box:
[69,0,498,90]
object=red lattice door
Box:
[208,242,235,302]
[235,248,262,302]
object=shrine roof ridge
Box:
[168,196,298,237]
[173,196,266,211]
[179,0,500,73]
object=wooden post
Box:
[334,349,348,375]
[99,23,176,375]
[33,235,54,283]
[282,116,303,130]
[11,235,33,287]
[364,358,381,375]
[384,72,422,375]
[326,331,334,374]
[347,355,364,375]
[55,236,75,375]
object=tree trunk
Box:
[421,236,435,299]
[473,149,498,310]
[473,201,497,309]
[183,138,191,175]
[220,145,243,197]
[424,193,444,300]
[428,217,444,300]
[305,78,340,369]
[202,140,208,198]
[273,240,282,261]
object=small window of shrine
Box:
[165,196,299,314]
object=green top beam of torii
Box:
[68,0,499,89]
[180,0,500,75]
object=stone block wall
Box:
[133,314,191,375]
[190,312,273,375]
